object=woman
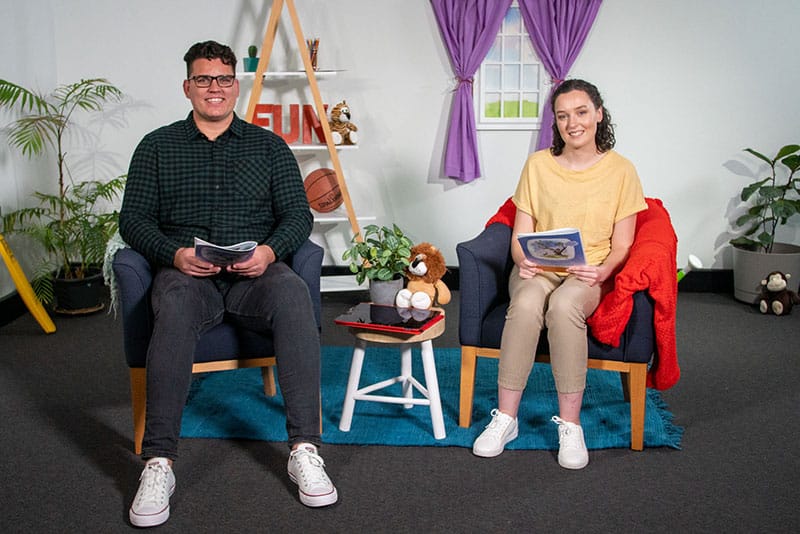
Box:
[472,79,647,469]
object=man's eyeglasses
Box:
[188,75,236,88]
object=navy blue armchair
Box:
[457,223,655,451]
[113,240,323,454]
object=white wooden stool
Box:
[339,311,446,439]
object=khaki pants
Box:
[498,266,603,394]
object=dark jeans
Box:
[142,262,321,460]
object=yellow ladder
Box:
[0,234,56,333]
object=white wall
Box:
[2,0,799,299]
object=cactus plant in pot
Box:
[730,144,800,303]
[243,45,259,72]
[0,77,125,313]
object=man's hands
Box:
[173,245,276,278]
[226,244,276,277]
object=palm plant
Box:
[0,77,125,304]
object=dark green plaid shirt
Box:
[119,113,312,266]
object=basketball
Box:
[304,167,343,213]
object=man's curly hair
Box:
[550,79,615,156]
[183,41,237,78]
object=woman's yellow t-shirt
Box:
[512,149,647,266]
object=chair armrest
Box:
[112,248,153,367]
[620,291,656,361]
[290,239,324,329]
[456,223,514,346]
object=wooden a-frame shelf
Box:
[244,0,361,240]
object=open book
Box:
[517,228,586,272]
[194,237,258,266]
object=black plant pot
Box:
[53,267,105,314]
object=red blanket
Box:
[486,197,679,390]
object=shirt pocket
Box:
[232,158,272,214]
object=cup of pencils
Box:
[307,38,319,71]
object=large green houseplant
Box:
[342,224,414,304]
[0,77,125,310]
[730,144,800,303]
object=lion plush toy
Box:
[328,100,358,145]
[758,271,800,316]
[395,243,451,310]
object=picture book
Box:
[194,237,258,266]
[517,228,586,271]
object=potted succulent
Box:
[243,45,259,72]
[342,224,414,304]
[0,77,125,312]
[730,144,800,303]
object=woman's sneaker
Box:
[129,458,176,527]
[287,444,338,507]
[472,409,518,457]
[551,416,589,469]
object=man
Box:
[119,40,336,528]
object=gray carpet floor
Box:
[1,290,798,533]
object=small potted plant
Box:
[342,224,414,304]
[0,77,125,312]
[730,144,800,303]
[243,45,259,72]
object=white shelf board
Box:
[314,213,376,224]
[290,144,358,152]
[321,274,366,293]
[237,70,339,79]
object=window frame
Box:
[475,3,544,131]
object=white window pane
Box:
[505,7,521,34]
[522,65,538,90]
[522,39,536,63]
[484,65,501,91]
[503,93,521,118]
[504,36,521,62]
[485,93,501,118]
[486,36,501,62]
[522,92,539,118]
[503,64,520,90]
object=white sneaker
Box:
[552,416,589,469]
[472,409,518,457]
[129,458,176,527]
[287,444,338,507]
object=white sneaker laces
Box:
[552,415,582,450]
[483,408,513,437]
[291,447,330,486]
[135,461,171,507]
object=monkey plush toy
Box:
[758,271,800,316]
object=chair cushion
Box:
[192,324,275,363]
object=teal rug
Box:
[181,346,683,450]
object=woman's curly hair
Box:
[550,79,615,156]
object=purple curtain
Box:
[431,0,512,182]
[518,0,602,150]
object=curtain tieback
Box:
[454,76,474,93]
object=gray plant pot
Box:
[369,277,404,306]
[732,243,800,304]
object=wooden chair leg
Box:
[261,365,277,396]
[129,367,147,455]
[628,363,647,451]
[619,371,632,403]
[459,346,479,427]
